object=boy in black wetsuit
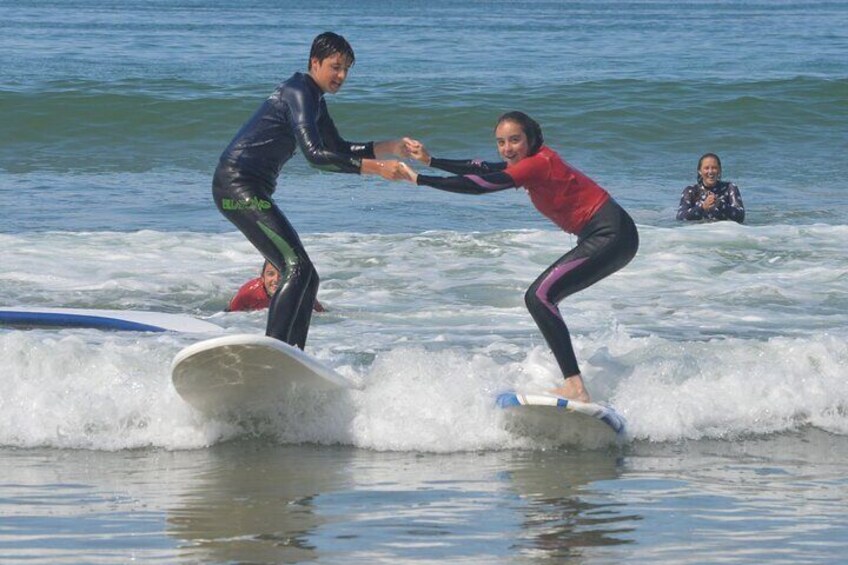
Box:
[213,32,409,349]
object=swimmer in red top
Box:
[227,260,324,313]
[398,111,639,402]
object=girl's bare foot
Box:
[550,374,590,403]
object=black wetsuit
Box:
[676,180,745,223]
[213,72,374,348]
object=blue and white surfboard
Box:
[497,392,627,446]
[0,306,222,334]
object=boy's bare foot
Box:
[550,374,590,403]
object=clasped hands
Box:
[375,160,416,182]
[373,137,431,183]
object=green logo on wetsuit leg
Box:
[258,222,300,271]
[222,197,272,211]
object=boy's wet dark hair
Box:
[495,111,544,155]
[308,32,355,70]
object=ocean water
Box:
[2,0,848,563]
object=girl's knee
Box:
[524,285,544,312]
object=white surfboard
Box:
[497,392,627,448]
[171,334,357,416]
[0,306,222,333]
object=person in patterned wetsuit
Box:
[213,32,409,349]
[397,112,639,403]
[676,153,745,223]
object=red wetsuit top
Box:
[416,145,610,234]
[226,277,270,312]
[504,146,610,234]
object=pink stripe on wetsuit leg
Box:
[535,257,588,316]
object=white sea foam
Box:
[1,224,846,450]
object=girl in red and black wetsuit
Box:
[399,111,639,402]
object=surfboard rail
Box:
[497,391,627,441]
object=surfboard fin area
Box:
[496,392,627,447]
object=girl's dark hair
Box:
[495,111,544,155]
[308,32,355,70]
[696,152,722,183]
